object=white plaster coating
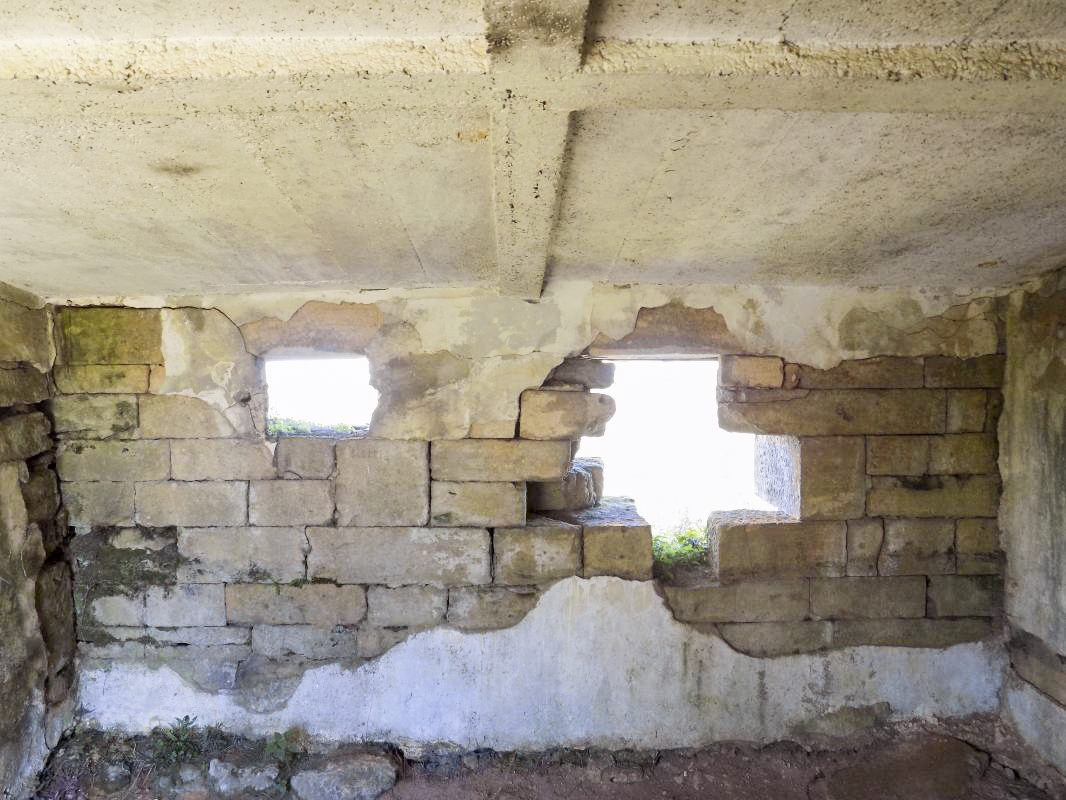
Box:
[79,577,1006,750]
[1006,680,1066,774]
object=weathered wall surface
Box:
[0,294,75,799]
[1000,269,1066,773]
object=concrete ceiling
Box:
[1,0,1065,301]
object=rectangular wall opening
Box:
[264,356,379,436]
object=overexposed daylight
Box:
[265,357,379,428]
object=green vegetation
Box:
[148,716,226,765]
[652,521,707,566]
[264,728,308,769]
[267,416,363,437]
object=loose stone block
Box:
[145,584,226,627]
[718,356,784,389]
[494,516,581,584]
[924,355,1005,388]
[784,357,925,389]
[0,412,51,461]
[307,527,491,587]
[928,434,996,475]
[276,438,335,479]
[757,436,866,520]
[430,481,525,527]
[54,365,150,394]
[663,578,810,623]
[366,586,447,627]
[57,440,169,482]
[878,518,956,575]
[64,481,135,528]
[518,390,615,440]
[832,618,991,648]
[226,584,366,625]
[249,480,333,526]
[717,621,832,657]
[138,395,237,438]
[867,475,1000,518]
[718,389,945,436]
[57,307,162,365]
[709,512,846,582]
[846,518,884,577]
[51,395,136,439]
[956,518,1002,575]
[528,461,601,512]
[866,436,929,476]
[947,390,987,433]
[251,625,359,659]
[136,481,247,527]
[927,575,1002,617]
[431,439,571,482]
[178,527,308,583]
[172,440,276,481]
[547,358,615,389]
[335,439,428,526]
[0,365,49,406]
[549,498,652,580]
[447,587,539,631]
[811,576,926,619]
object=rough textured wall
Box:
[1000,269,1066,773]
[0,294,75,799]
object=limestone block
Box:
[956,519,1002,575]
[307,527,491,587]
[178,527,308,583]
[846,518,884,577]
[147,626,251,646]
[927,575,1002,617]
[0,412,51,461]
[925,355,1005,388]
[528,462,601,512]
[366,586,447,627]
[663,578,810,623]
[867,476,999,518]
[358,627,415,659]
[138,395,237,438]
[146,644,248,691]
[784,357,924,389]
[226,584,366,625]
[335,440,428,526]
[718,356,784,389]
[577,457,604,498]
[135,481,247,527]
[447,587,539,631]
[519,390,616,440]
[431,439,571,482]
[549,497,652,580]
[717,621,832,657]
[276,438,335,479]
[493,516,581,584]
[239,301,383,356]
[0,296,50,367]
[64,482,134,528]
[588,302,744,357]
[144,584,226,627]
[709,512,845,582]
[878,518,956,575]
[290,752,398,800]
[57,440,169,482]
[866,436,929,476]
[1009,632,1066,707]
[171,440,275,481]
[21,469,59,524]
[946,390,987,433]
[928,434,996,475]
[0,365,49,406]
[546,358,615,389]
[430,481,525,527]
[984,390,1003,432]
[51,395,136,439]
[756,436,865,520]
[54,365,149,395]
[718,389,945,436]
[249,480,333,526]
[811,576,926,619]
[831,618,991,648]
[251,625,359,660]
[57,307,162,365]
[89,593,145,627]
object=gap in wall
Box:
[264,356,379,436]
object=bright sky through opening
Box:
[265,357,379,427]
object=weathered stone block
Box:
[0,365,49,406]
[717,621,832,657]
[226,584,366,625]
[145,584,226,627]
[54,365,150,395]
[0,412,51,461]
[135,481,247,527]
[431,439,571,482]
[549,498,652,580]
[172,440,276,481]
[307,527,491,587]
[366,586,447,627]
[927,575,1002,617]
[709,512,845,582]
[784,357,924,389]
[832,618,991,648]
[58,307,162,365]
[275,438,335,479]
[289,752,398,800]
[719,389,945,436]
[1009,632,1066,707]
[811,576,926,619]
[251,625,359,659]
[719,356,784,389]
[928,434,996,475]
[430,481,525,527]
[925,355,1005,388]
[57,440,169,482]
[138,395,237,438]
[494,516,581,584]
[178,527,308,583]
[757,436,866,520]
[956,518,1002,575]
[64,481,134,528]
[519,390,615,440]
[0,296,50,366]
[528,461,600,512]
[866,436,929,476]
[249,480,333,526]
[51,395,136,439]
[878,518,956,575]
[90,593,145,627]
[358,627,414,659]
[663,578,810,623]
[447,587,539,631]
[846,518,884,576]
[239,301,384,356]
[21,468,59,524]
[946,390,987,433]
[547,358,615,389]
[867,475,999,518]
[335,439,428,526]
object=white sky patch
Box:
[578,360,774,534]
[265,357,379,427]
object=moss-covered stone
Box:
[58,307,163,365]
